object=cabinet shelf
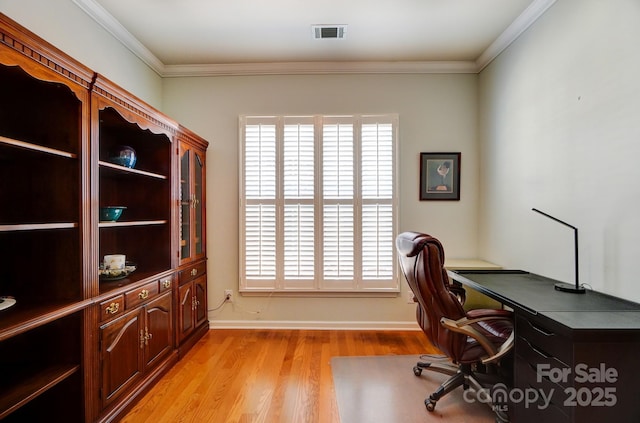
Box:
[99,220,168,228]
[0,364,80,420]
[0,300,91,342]
[1,136,80,225]
[0,136,77,159]
[0,222,78,232]
[99,161,168,180]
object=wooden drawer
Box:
[515,353,570,408]
[516,335,571,382]
[516,314,572,365]
[159,275,173,292]
[514,397,570,423]
[125,280,159,310]
[99,294,125,322]
[178,261,206,285]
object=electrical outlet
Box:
[224,289,233,303]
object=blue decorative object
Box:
[109,145,137,168]
[100,206,127,222]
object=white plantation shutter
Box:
[323,204,354,280]
[283,121,315,283]
[240,115,398,293]
[362,122,393,199]
[322,120,355,282]
[284,204,314,279]
[244,122,277,284]
[245,204,276,278]
[361,121,394,282]
[322,123,354,198]
[245,124,276,198]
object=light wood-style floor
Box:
[120,329,438,423]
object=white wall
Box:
[6,0,640,323]
[0,0,164,108]
[0,0,487,327]
[162,73,480,327]
[478,0,640,301]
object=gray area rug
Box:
[331,355,496,423]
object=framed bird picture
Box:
[419,152,461,200]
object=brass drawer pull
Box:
[190,268,198,277]
[105,302,120,314]
[139,289,149,300]
[140,327,152,349]
[162,279,171,289]
[192,296,200,310]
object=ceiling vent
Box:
[312,25,347,40]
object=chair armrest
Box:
[440,314,514,364]
[449,282,467,305]
[466,308,512,319]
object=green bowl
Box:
[100,206,126,222]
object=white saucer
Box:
[0,296,16,311]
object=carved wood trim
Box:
[92,84,177,136]
[91,73,178,137]
[0,14,93,89]
[177,125,209,150]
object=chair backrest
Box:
[396,232,467,361]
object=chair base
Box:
[413,359,511,423]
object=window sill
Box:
[238,289,400,298]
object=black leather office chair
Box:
[396,232,514,421]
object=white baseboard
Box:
[209,320,421,331]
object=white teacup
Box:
[104,254,126,270]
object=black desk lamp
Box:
[532,208,586,294]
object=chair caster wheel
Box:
[413,366,422,376]
[425,399,436,412]
[495,410,509,423]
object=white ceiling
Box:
[72,0,556,77]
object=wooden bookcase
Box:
[91,74,178,296]
[178,125,208,268]
[0,14,209,423]
[176,126,209,356]
[0,14,93,422]
[88,74,180,422]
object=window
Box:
[239,115,398,294]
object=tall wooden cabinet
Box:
[0,14,93,423]
[176,126,209,356]
[0,14,208,423]
[178,126,207,266]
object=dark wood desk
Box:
[448,270,640,423]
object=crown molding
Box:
[476,0,557,71]
[73,0,556,77]
[161,60,478,77]
[72,0,165,73]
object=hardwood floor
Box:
[120,329,437,423]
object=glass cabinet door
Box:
[194,152,204,256]
[180,148,191,260]
[180,144,205,264]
